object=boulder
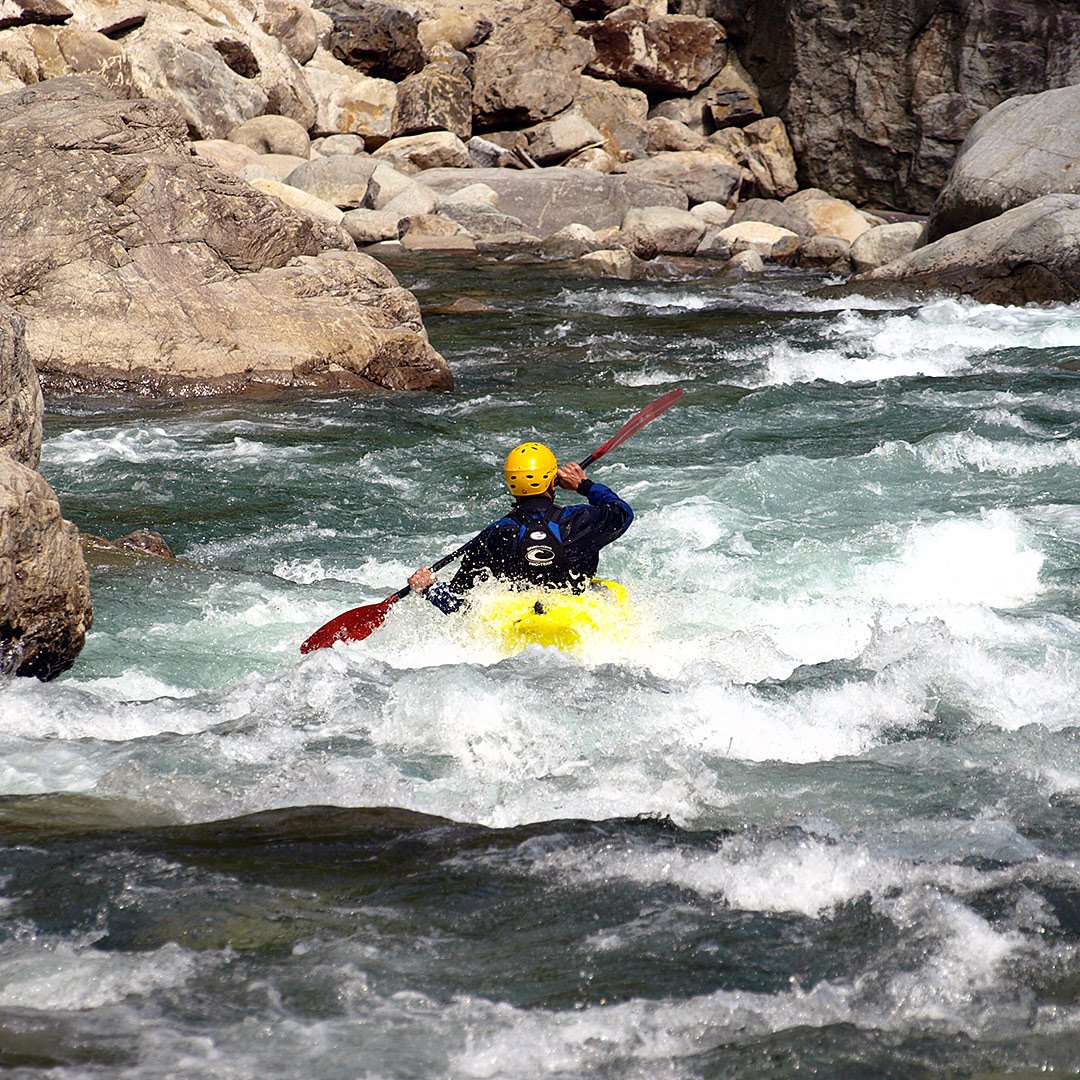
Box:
[312,133,367,156]
[364,160,417,207]
[400,213,476,252]
[313,0,424,80]
[250,177,345,225]
[928,84,1080,241]
[0,455,93,680]
[859,193,1080,304]
[796,235,851,269]
[742,116,797,199]
[439,183,499,209]
[622,206,705,256]
[540,222,602,258]
[303,48,397,141]
[466,134,517,168]
[392,58,471,140]
[726,0,1080,213]
[564,147,616,172]
[731,197,810,236]
[248,153,310,180]
[415,166,687,236]
[191,137,262,176]
[690,201,733,228]
[439,203,529,238]
[725,248,764,275]
[616,149,741,206]
[227,114,311,158]
[785,189,871,243]
[578,247,644,279]
[695,227,731,258]
[580,11,726,95]
[259,0,328,66]
[702,59,763,129]
[0,304,41,467]
[417,11,492,55]
[380,181,438,219]
[341,207,402,243]
[646,116,707,153]
[67,0,145,36]
[372,130,469,173]
[0,77,449,394]
[471,0,593,129]
[571,74,648,160]
[523,112,604,165]
[716,220,800,261]
[283,156,379,208]
[849,221,925,273]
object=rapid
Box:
[3,258,1080,1077]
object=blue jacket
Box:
[427,479,633,614]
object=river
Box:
[3,257,1080,1077]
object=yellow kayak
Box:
[467,579,632,655]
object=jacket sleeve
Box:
[576,478,633,544]
[425,529,496,615]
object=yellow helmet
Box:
[504,442,558,497]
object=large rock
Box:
[580,11,726,95]
[283,155,379,207]
[259,0,329,66]
[227,114,311,158]
[303,48,397,141]
[0,77,450,394]
[523,112,604,165]
[0,455,93,680]
[849,220,925,272]
[928,85,1080,241]
[616,149,741,206]
[392,55,472,139]
[416,166,686,236]
[471,0,593,129]
[859,193,1080,304]
[727,0,1080,213]
[0,304,42,468]
[717,220,800,261]
[622,206,705,256]
[570,74,648,160]
[313,0,424,80]
[785,189,871,243]
[731,197,810,236]
[373,130,469,172]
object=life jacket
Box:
[497,503,585,592]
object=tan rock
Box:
[578,248,644,280]
[1,455,93,680]
[563,147,616,172]
[0,304,41,468]
[251,152,311,180]
[690,201,733,228]
[786,189,871,243]
[797,234,851,268]
[439,183,500,209]
[392,60,471,140]
[381,181,439,219]
[570,75,648,160]
[540,222,601,258]
[725,248,765,274]
[617,149,741,206]
[341,207,402,244]
[192,138,262,176]
[282,155,378,208]
[646,116,708,153]
[259,0,328,66]
[523,112,604,165]
[304,48,397,141]
[622,206,705,255]
[247,177,345,225]
[311,133,366,157]
[365,161,417,208]
[0,78,449,396]
[227,114,311,158]
[742,116,797,199]
[373,130,469,172]
[417,12,491,55]
[717,220,800,261]
[849,221,926,273]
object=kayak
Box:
[465,579,632,656]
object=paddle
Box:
[299,387,685,654]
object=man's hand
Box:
[408,566,435,594]
[557,462,588,491]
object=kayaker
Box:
[407,442,633,614]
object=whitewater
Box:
[2,259,1080,1077]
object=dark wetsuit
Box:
[426,479,633,614]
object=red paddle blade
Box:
[300,594,401,653]
[588,387,684,464]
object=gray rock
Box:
[466,135,515,168]
[581,11,726,95]
[0,454,93,680]
[646,116,707,153]
[616,150,740,206]
[571,74,648,160]
[259,0,326,66]
[312,133,367,157]
[929,84,1080,241]
[849,221,925,273]
[0,77,449,395]
[0,304,41,467]
[471,0,593,128]
[859,192,1080,304]
[373,130,469,172]
[725,248,765,274]
[227,114,311,158]
[416,166,686,236]
[796,234,852,269]
[364,161,417,208]
[622,206,705,255]
[381,181,438,219]
[727,0,1080,213]
[439,202,530,238]
[578,247,645,280]
[284,155,379,208]
[540,223,602,259]
[341,207,402,243]
[523,113,604,165]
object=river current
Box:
[4,258,1080,1077]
